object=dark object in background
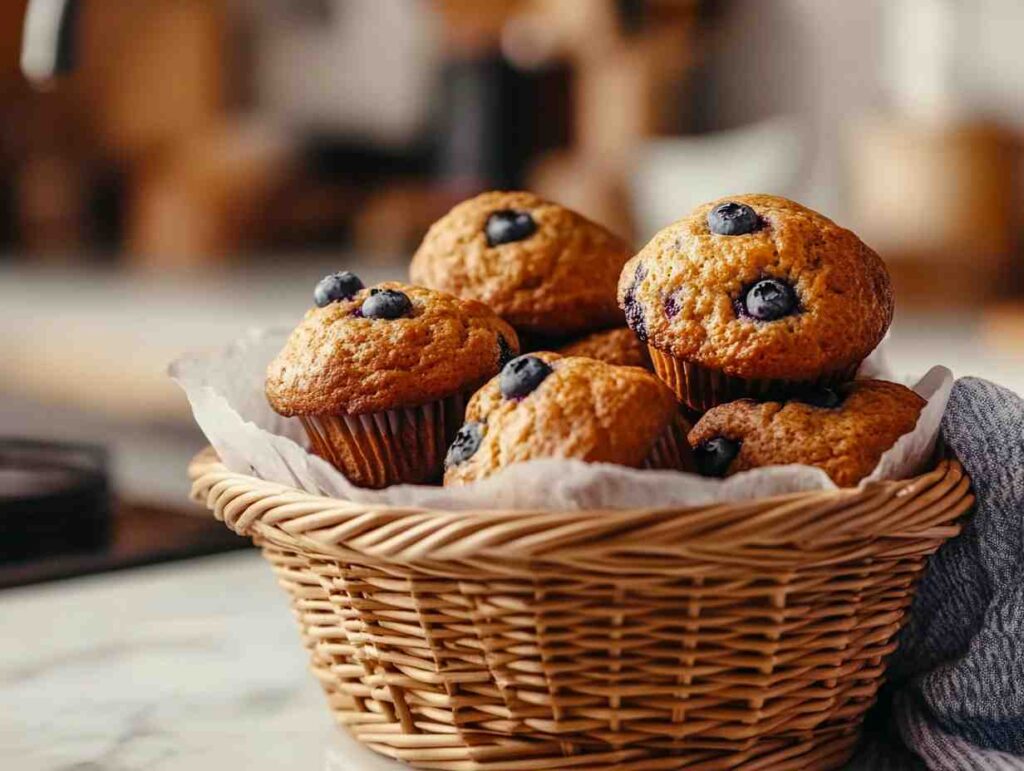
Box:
[436,54,571,190]
[0,499,249,590]
[0,439,111,562]
[0,437,248,589]
[616,0,648,35]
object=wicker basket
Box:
[189,448,973,770]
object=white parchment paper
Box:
[170,329,952,510]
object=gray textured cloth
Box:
[849,377,1024,770]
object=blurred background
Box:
[2,0,1023,582]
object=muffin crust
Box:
[687,379,926,487]
[558,328,651,369]
[618,194,893,381]
[411,191,631,336]
[444,353,681,485]
[266,282,518,416]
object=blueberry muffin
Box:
[687,380,925,487]
[444,353,691,486]
[266,273,518,488]
[619,195,893,410]
[558,327,652,370]
[411,191,631,337]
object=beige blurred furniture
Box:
[432,0,524,53]
[984,303,1024,357]
[848,118,1020,307]
[128,122,294,267]
[71,0,292,266]
[631,117,804,241]
[72,0,225,160]
[10,0,304,266]
[517,0,699,239]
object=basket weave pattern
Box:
[189,449,972,770]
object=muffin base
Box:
[642,413,695,472]
[300,393,467,489]
[648,348,861,412]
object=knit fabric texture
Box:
[850,377,1024,770]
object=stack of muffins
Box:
[267,191,926,490]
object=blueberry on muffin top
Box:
[314,271,364,307]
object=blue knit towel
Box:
[850,378,1024,770]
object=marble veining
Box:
[0,552,403,770]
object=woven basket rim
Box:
[189,447,973,570]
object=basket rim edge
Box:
[187,446,967,517]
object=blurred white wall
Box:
[701,0,1024,221]
[946,0,1024,125]
[700,0,886,219]
[244,0,440,147]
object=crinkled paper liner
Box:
[169,328,952,511]
[648,347,861,412]
[301,393,466,489]
[643,413,694,472]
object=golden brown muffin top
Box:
[444,352,678,485]
[558,327,651,370]
[266,281,518,416]
[618,194,893,381]
[687,379,926,487]
[410,191,631,336]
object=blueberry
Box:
[742,278,797,321]
[485,210,537,247]
[664,292,681,319]
[624,296,648,342]
[624,263,649,341]
[497,335,516,368]
[793,386,843,409]
[694,437,741,478]
[707,202,760,236]
[445,422,484,468]
[499,355,553,399]
[361,289,412,319]
[314,271,364,307]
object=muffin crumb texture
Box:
[445,353,681,485]
[559,328,651,369]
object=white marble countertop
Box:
[0,552,404,771]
